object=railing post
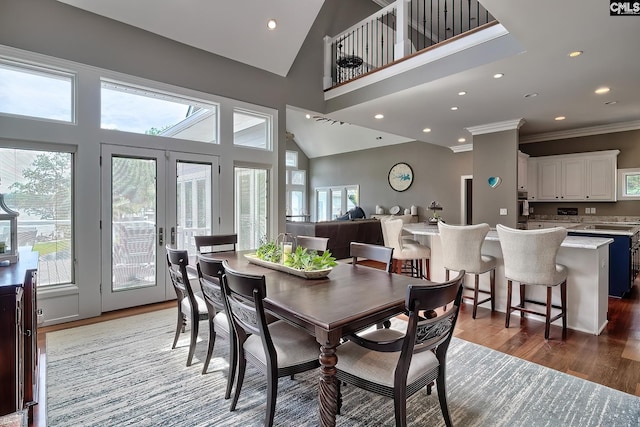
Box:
[323,35,333,90]
[394,0,411,61]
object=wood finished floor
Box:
[30,278,640,426]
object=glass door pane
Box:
[234,166,268,250]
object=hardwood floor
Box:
[30,279,640,426]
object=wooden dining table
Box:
[199,251,424,427]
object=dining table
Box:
[198,250,426,427]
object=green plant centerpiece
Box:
[250,240,337,279]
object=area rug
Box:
[46,309,640,426]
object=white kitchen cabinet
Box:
[527,158,538,200]
[534,150,618,202]
[518,151,529,190]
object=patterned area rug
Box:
[46,309,640,426]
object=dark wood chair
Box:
[194,234,238,255]
[350,241,394,272]
[221,260,320,427]
[165,246,208,367]
[335,271,465,427]
[295,235,329,252]
[196,257,236,399]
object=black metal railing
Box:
[327,0,495,87]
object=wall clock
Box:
[388,162,414,192]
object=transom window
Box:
[233,109,272,150]
[0,59,74,123]
[100,79,219,143]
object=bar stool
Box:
[438,222,496,319]
[496,224,568,340]
[380,218,430,279]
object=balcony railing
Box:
[323,0,496,89]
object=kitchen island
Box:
[403,223,613,335]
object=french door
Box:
[100,145,219,312]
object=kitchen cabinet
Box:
[527,221,575,230]
[534,150,618,202]
[0,251,39,418]
[518,151,529,190]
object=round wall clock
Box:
[388,162,414,192]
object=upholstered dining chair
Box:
[196,257,235,394]
[496,224,568,340]
[221,260,320,427]
[295,235,329,253]
[194,234,238,255]
[438,222,497,319]
[165,246,208,367]
[335,271,465,427]
[380,218,431,279]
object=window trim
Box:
[617,168,640,200]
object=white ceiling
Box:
[58,0,640,158]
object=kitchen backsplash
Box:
[529,215,640,223]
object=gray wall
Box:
[473,129,519,227]
[309,141,471,224]
[520,129,640,217]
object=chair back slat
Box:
[296,235,329,252]
[195,234,238,254]
[166,246,197,305]
[197,256,226,311]
[350,242,394,272]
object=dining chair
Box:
[295,235,329,252]
[438,222,496,319]
[194,234,238,255]
[165,246,208,367]
[221,260,320,427]
[496,224,568,340]
[335,270,465,427]
[350,241,393,272]
[196,257,236,397]
[380,218,431,279]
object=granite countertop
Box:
[403,223,613,250]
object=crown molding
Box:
[450,143,473,153]
[519,120,640,143]
[466,118,525,136]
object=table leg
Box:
[318,342,338,427]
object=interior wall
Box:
[520,129,640,217]
[473,129,518,227]
[309,141,471,224]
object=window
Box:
[0,147,73,286]
[285,150,298,168]
[0,59,74,123]
[233,109,271,150]
[618,168,640,200]
[235,166,268,250]
[286,170,306,220]
[101,79,219,143]
[315,185,359,221]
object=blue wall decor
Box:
[488,176,502,188]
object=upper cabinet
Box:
[527,158,538,201]
[533,150,619,202]
[517,151,529,190]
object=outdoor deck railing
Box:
[323,0,496,88]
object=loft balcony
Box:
[322,0,516,104]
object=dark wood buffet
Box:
[0,251,39,419]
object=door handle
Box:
[171,227,176,245]
[158,227,164,246]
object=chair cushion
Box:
[181,291,208,316]
[396,242,431,261]
[336,328,439,388]
[244,320,319,368]
[213,312,230,334]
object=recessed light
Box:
[493,73,504,79]
[450,106,459,111]
[305,114,311,119]
[267,19,277,30]
[374,114,384,119]
[458,138,466,143]
[595,87,610,94]
[555,116,566,121]
[568,51,583,57]
[422,128,432,133]
[605,101,618,105]
[524,93,538,98]
[458,91,467,96]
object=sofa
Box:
[285,219,384,260]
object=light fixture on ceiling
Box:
[312,115,347,125]
[305,113,311,119]
[605,101,618,105]
[458,91,467,96]
[450,106,459,111]
[493,73,504,79]
[568,50,583,57]
[267,19,277,30]
[422,128,432,133]
[555,116,566,121]
[524,93,539,98]
[458,138,466,143]
[374,114,384,119]
[595,87,610,94]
